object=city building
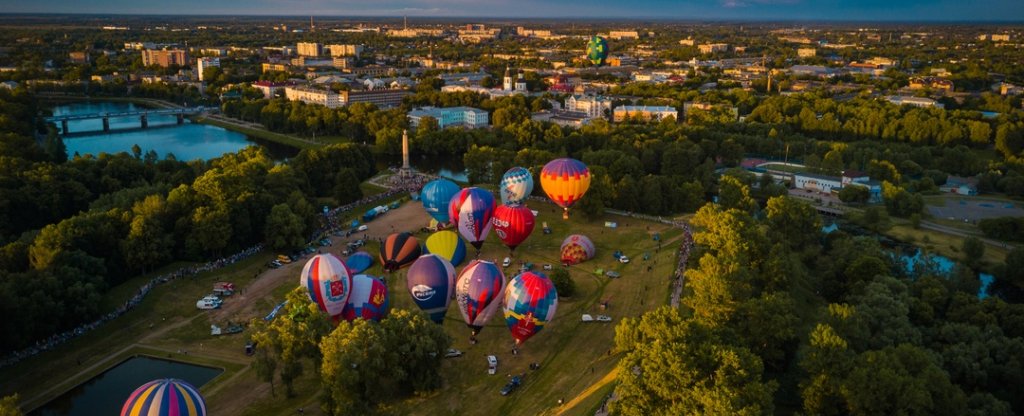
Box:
[252,81,295,98]
[199,47,228,56]
[327,44,363,57]
[332,57,353,69]
[565,95,612,119]
[68,51,90,64]
[613,105,678,122]
[887,95,944,109]
[698,43,729,54]
[285,85,341,108]
[387,28,444,37]
[297,42,322,57]
[978,34,1011,42]
[797,48,817,57]
[141,49,188,68]
[794,173,843,194]
[408,106,489,129]
[531,110,594,127]
[939,175,979,196]
[341,89,410,108]
[679,38,695,46]
[459,24,501,43]
[994,82,1023,96]
[347,66,397,77]
[290,57,334,67]
[908,77,954,91]
[261,63,289,73]
[607,31,640,40]
[197,57,220,81]
[517,27,552,38]
[124,42,156,50]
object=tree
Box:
[765,196,822,249]
[333,168,363,206]
[717,175,757,214]
[548,268,576,297]
[250,288,332,397]
[842,344,968,416]
[121,195,173,273]
[0,394,21,416]
[264,203,305,251]
[962,237,984,269]
[838,185,870,204]
[186,205,232,257]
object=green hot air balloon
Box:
[586,36,609,66]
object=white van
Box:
[196,299,220,310]
[487,355,498,375]
[581,314,594,322]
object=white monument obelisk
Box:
[399,129,413,178]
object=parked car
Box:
[269,260,282,268]
[445,348,463,358]
[604,271,621,278]
[543,264,553,270]
[581,314,594,322]
[500,375,522,396]
[502,257,512,267]
[596,315,613,322]
[487,355,498,375]
[276,255,292,264]
[618,255,630,264]
[357,225,368,231]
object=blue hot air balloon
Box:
[503,271,558,348]
[344,251,374,274]
[455,260,506,342]
[500,167,535,206]
[420,179,461,224]
[448,187,496,251]
[406,254,455,323]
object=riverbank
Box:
[192,115,320,150]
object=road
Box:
[920,220,1015,250]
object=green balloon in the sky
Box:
[586,35,609,66]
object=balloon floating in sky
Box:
[344,251,374,275]
[540,158,591,219]
[499,167,534,206]
[300,253,352,317]
[420,179,461,224]
[121,378,207,416]
[560,234,596,265]
[424,230,467,267]
[455,260,506,342]
[492,204,536,252]
[379,232,422,272]
[448,187,496,251]
[503,271,558,349]
[406,254,456,323]
[586,35,609,66]
[341,274,389,322]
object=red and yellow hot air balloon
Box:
[540,158,590,219]
[492,204,535,253]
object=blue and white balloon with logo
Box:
[405,254,455,323]
[500,167,534,206]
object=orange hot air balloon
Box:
[540,158,590,219]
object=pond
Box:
[30,356,222,416]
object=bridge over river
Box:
[45,107,213,135]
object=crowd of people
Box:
[0,244,265,369]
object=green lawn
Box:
[761,163,806,174]
[194,116,319,150]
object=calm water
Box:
[31,356,222,416]
[54,102,295,161]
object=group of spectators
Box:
[0,244,264,369]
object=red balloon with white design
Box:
[300,253,353,317]
[492,204,536,252]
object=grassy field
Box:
[194,116,320,150]
[883,222,1008,273]
[761,163,805,174]
[2,199,683,416]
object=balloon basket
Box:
[562,210,569,220]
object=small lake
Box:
[31,356,222,416]
[54,102,297,161]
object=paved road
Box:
[920,220,1015,250]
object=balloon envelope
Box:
[344,251,374,274]
[300,254,352,317]
[341,274,389,321]
[406,254,456,323]
[379,232,421,272]
[424,230,467,266]
[540,158,591,216]
[586,35,609,66]
[448,187,496,250]
[500,167,534,205]
[421,179,461,223]
[492,204,536,251]
[560,234,596,265]
[455,260,506,333]
[503,271,558,345]
[121,378,206,416]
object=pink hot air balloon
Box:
[455,260,506,343]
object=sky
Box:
[1,0,1023,22]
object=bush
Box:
[548,268,576,298]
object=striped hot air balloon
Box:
[499,167,534,206]
[492,204,536,252]
[540,158,590,219]
[300,254,352,317]
[560,234,595,265]
[455,260,506,342]
[503,271,558,349]
[344,251,374,274]
[424,230,467,266]
[341,274,389,321]
[379,232,422,272]
[406,254,455,323]
[120,378,206,416]
[448,187,496,251]
[420,179,461,223]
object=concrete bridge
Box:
[45,107,211,135]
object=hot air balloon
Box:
[424,230,467,266]
[560,234,596,265]
[344,251,374,274]
[341,274,389,321]
[300,253,352,317]
[503,271,558,351]
[406,254,455,323]
[586,35,609,66]
[448,187,496,251]
[540,158,591,219]
[499,167,534,206]
[121,378,206,416]
[420,179,461,223]
[492,204,536,253]
[379,232,422,272]
[455,260,506,343]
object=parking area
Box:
[926,196,1024,222]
